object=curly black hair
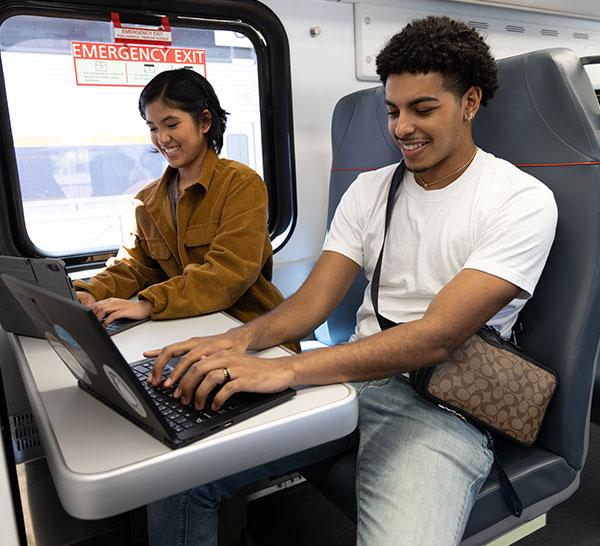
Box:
[376,16,498,106]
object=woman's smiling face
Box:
[145,99,211,171]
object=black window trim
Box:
[0,0,297,264]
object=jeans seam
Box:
[451,440,493,545]
[178,489,192,546]
[355,442,364,545]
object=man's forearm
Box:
[231,287,332,351]
[231,251,361,352]
[282,317,452,385]
[281,269,521,386]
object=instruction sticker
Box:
[111,12,172,46]
[71,41,206,87]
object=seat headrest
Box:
[473,48,600,163]
[327,85,402,225]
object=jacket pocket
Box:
[185,223,218,248]
[145,238,171,260]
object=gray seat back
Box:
[473,48,600,469]
[315,86,402,345]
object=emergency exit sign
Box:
[71,41,206,87]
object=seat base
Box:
[301,442,578,543]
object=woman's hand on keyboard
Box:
[76,291,96,307]
[91,298,153,325]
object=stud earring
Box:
[465,112,475,122]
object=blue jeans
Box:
[148,377,493,546]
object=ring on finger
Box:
[222,367,231,383]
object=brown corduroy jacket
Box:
[73,149,287,328]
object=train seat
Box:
[304,48,600,544]
[314,85,402,346]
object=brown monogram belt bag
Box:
[409,326,557,446]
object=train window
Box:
[0,4,295,260]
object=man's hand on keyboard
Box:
[172,351,293,411]
[145,328,253,388]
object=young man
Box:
[145,16,557,546]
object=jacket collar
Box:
[143,148,219,261]
[146,147,218,207]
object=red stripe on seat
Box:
[332,161,600,172]
[516,161,600,167]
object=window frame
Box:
[0,0,297,264]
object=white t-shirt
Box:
[322,149,558,340]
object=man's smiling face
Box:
[385,71,474,181]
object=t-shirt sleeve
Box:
[321,177,365,267]
[464,183,558,298]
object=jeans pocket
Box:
[481,431,494,464]
[352,377,393,395]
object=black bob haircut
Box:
[376,16,498,106]
[138,69,229,153]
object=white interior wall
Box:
[351,0,600,81]
[261,0,367,296]
[449,0,600,22]
[266,0,600,297]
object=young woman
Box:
[74,69,285,327]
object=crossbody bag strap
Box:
[370,161,405,332]
[369,161,523,518]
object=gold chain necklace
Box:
[414,147,478,189]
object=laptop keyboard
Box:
[104,317,147,336]
[129,358,244,434]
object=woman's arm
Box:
[73,193,168,304]
[73,233,167,302]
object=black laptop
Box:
[0,273,295,448]
[0,255,147,337]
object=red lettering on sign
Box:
[71,42,204,65]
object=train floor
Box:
[28,422,600,545]
[246,422,600,546]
